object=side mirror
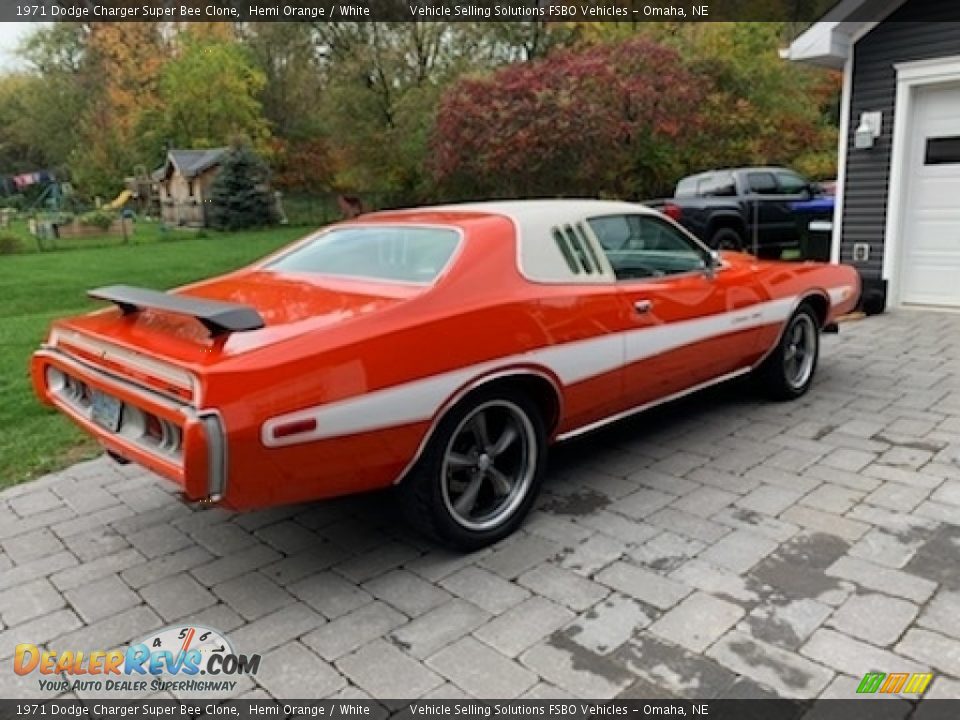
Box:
[704,250,721,279]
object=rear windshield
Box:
[265,226,460,283]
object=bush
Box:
[79,209,114,230]
[1,195,26,211]
[0,234,23,255]
[208,143,276,231]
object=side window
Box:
[747,172,778,195]
[775,170,809,194]
[698,172,736,197]
[587,215,632,252]
[675,177,698,198]
[588,215,706,281]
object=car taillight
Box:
[145,413,163,441]
[663,203,683,221]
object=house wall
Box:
[844,0,960,308]
[159,167,219,227]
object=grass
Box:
[0,225,307,488]
[1,218,205,254]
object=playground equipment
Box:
[124,164,160,217]
[28,181,74,217]
[103,189,133,210]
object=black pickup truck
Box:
[648,167,831,258]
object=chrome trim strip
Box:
[40,347,194,417]
[391,368,563,486]
[199,412,228,501]
[41,351,188,465]
[49,328,198,401]
[555,367,752,442]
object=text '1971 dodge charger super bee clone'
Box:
[31,200,860,548]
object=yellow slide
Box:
[103,189,133,210]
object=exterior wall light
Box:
[855,111,882,149]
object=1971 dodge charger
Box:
[31,200,859,548]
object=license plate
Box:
[91,390,123,432]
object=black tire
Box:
[755,304,820,400]
[708,227,745,252]
[400,388,547,550]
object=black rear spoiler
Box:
[88,285,265,337]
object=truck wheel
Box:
[400,389,547,550]
[709,227,745,251]
[755,304,820,400]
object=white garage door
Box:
[900,81,960,307]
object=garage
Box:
[900,82,960,307]
[785,0,960,313]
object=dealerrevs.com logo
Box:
[14,625,260,694]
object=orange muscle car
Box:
[32,201,860,548]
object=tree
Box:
[674,23,840,176]
[0,74,58,173]
[309,22,576,198]
[431,36,707,200]
[208,142,275,230]
[579,22,841,179]
[243,23,326,141]
[6,23,92,176]
[69,22,168,196]
[151,38,270,152]
[269,137,335,194]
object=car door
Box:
[586,213,766,412]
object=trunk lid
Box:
[53,270,421,378]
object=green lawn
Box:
[2,218,202,254]
[0,226,307,487]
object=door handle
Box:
[634,299,653,314]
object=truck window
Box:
[698,172,736,197]
[675,177,698,198]
[747,172,778,195]
[775,170,809,194]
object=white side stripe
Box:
[623,297,795,368]
[268,366,481,443]
[535,333,623,385]
[260,291,839,447]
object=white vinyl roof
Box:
[383,199,662,284]
[425,198,658,226]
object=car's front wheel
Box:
[401,389,547,550]
[755,304,820,400]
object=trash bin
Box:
[790,197,834,261]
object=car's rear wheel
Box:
[755,304,820,400]
[709,227,745,252]
[401,389,547,550]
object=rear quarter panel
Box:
[212,216,625,508]
[747,258,861,355]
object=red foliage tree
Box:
[430,37,708,200]
[269,137,336,194]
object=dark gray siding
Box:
[842,2,960,284]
